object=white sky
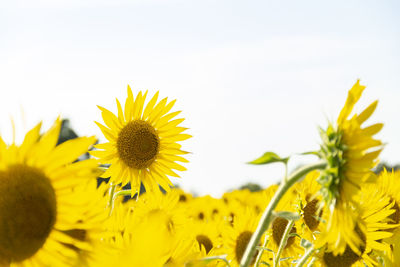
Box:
[1,0,399,197]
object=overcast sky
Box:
[1,0,399,196]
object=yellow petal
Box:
[98,105,121,130]
[337,80,366,125]
[357,100,378,125]
[142,91,160,120]
[95,121,117,141]
[124,85,134,121]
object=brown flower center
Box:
[117,120,160,169]
[388,199,400,225]
[0,165,56,262]
[196,235,213,254]
[272,217,297,248]
[178,194,187,202]
[323,225,366,267]
[235,231,258,264]
[303,195,323,231]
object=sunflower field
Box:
[1,80,399,267]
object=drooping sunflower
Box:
[91,86,191,194]
[316,80,383,254]
[0,119,98,266]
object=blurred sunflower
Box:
[295,170,324,241]
[188,195,224,223]
[127,190,187,235]
[68,180,110,267]
[91,86,191,193]
[314,183,395,267]
[371,170,400,265]
[223,207,267,267]
[266,191,303,266]
[0,119,97,266]
[190,220,222,255]
[92,199,203,267]
[317,80,383,254]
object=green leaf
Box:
[288,233,302,239]
[301,151,320,157]
[248,152,289,165]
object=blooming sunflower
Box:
[68,180,110,267]
[91,85,191,194]
[189,219,223,255]
[92,210,175,267]
[92,202,202,267]
[295,170,325,242]
[0,119,97,266]
[126,189,188,236]
[313,183,395,267]
[222,206,268,267]
[266,190,303,266]
[317,80,383,254]
[371,170,400,265]
[187,195,225,223]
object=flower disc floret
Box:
[117,120,160,169]
[0,164,56,262]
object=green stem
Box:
[107,183,117,216]
[284,163,288,182]
[307,257,317,267]
[273,220,294,267]
[255,235,269,266]
[239,161,326,267]
[295,247,315,267]
[113,189,132,201]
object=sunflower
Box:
[317,80,383,254]
[91,86,191,194]
[313,182,395,267]
[91,210,175,267]
[126,189,188,236]
[223,205,269,267]
[0,118,97,266]
[189,219,223,255]
[170,187,194,204]
[68,180,110,267]
[266,189,303,266]
[295,170,325,242]
[370,170,400,265]
[187,195,225,223]
[92,201,202,267]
